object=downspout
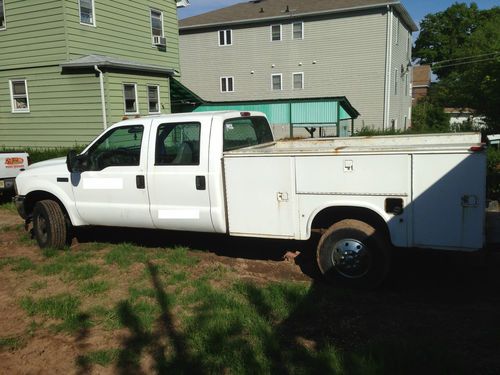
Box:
[94,65,107,130]
[383,6,393,131]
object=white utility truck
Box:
[14,111,487,287]
[1,152,29,193]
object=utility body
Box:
[14,111,487,287]
[1,152,28,193]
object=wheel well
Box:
[24,191,70,222]
[311,206,390,240]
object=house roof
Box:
[179,0,418,32]
[60,55,177,75]
[199,96,360,119]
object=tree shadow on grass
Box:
[113,262,204,374]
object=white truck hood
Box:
[27,157,67,171]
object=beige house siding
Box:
[180,7,414,132]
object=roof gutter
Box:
[180,1,418,32]
[94,65,108,130]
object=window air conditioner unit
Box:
[153,36,166,46]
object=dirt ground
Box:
[1,206,500,374]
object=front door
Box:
[71,121,154,228]
[147,118,214,232]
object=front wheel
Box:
[33,200,70,249]
[317,219,391,289]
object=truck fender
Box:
[304,200,397,244]
[22,180,85,227]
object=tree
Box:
[411,97,450,133]
[413,3,500,132]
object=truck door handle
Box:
[196,176,206,190]
[136,175,145,189]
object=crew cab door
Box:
[147,118,214,232]
[71,121,154,228]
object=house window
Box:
[79,0,95,26]
[9,80,30,113]
[0,0,6,30]
[151,9,164,43]
[123,84,138,114]
[271,25,282,41]
[293,73,303,90]
[293,22,303,40]
[219,29,232,46]
[395,18,400,45]
[148,85,160,113]
[220,76,234,93]
[271,74,282,90]
[394,69,398,95]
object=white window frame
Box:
[123,83,139,115]
[270,24,282,42]
[9,79,30,113]
[292,72,304,90]
[218,29,232,46]
[150,9,164,45]
[220,76,234,93]
[292,22,303,40]
[0,0,6,31]
[271,73,283,91]
[147,85,161,114]
[78,0,96,27]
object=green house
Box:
[0,0,182,148]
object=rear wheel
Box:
[317,219,391,289]
[33,200,70,249]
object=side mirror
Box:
[66,150,88,173]
[66,150,77,172]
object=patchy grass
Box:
[19,294,90,333]
[63,264,100,282]
[28,280,48,292]
[0,257,35,272]
[0,336,26,351]
[78,349,119,367]
[104,243,148,268]
[79,280,110,296]
[1,202,498,374]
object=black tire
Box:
[317,219,391,289]
[33,200,70,249]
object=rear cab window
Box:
[223,116,273,151]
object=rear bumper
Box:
[14,195,27,219]
[0,178,15,191]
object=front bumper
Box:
[14,195,27,219]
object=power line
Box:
[433,56,500,69]
[431,51,500,66]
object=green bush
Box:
[0,146,85,164]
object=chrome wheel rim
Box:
[331,239,371,279]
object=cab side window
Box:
[155,122,201,165]
[223,116,273,151]
[86,125,143,171]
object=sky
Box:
[178,0,500,27]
